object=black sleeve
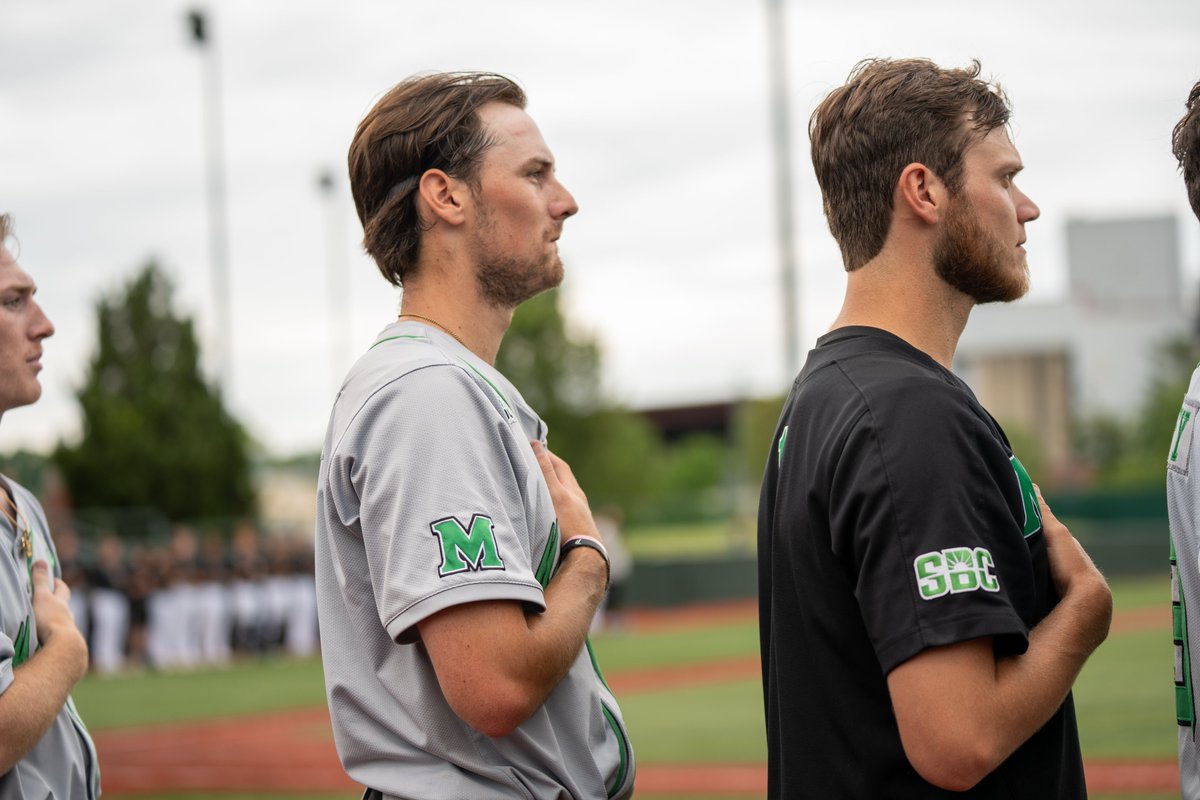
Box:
[829,376,1034,674]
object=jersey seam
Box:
[329,358,511,465]
[385,577,545,633]
[833,361,930,653]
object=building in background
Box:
[956,215,1190,483]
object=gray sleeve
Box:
[332,364,545,643]
[0,627,13,695]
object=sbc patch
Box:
[1169,398,1200,476]
[913,547,999,600]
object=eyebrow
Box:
[999,159,1025,175]
[523,156,554,171]
[0,278,36,295]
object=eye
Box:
[2,295,24,310]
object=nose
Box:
[553,176,579,220]
[30,298,54,340]
[1016,185,1040,224]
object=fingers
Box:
[530,441,582,494]
[1033,483,1063,529]
[30,560,55,594]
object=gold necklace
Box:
[1,492,32,559]
[398,312,469,349]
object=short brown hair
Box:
[810,58,1011,271]
[0,213,10,246]
[348,72,526,286]
[1173,80,1200,222]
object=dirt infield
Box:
[93,601,1177,796]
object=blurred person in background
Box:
[195,531,231,666]
[53,527,89,644]
[167,526,201,669]
[757,59,1112,798]
[1166,77,1200,800]
[315,71,633,799]
[282,535,317,658]
[229,520,264,654]
[88,532,130,675]
[0,213,100,797]
[592,505,632,632]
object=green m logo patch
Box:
[1009,455,1042,538]
[431,514,506,577]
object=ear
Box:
[416,169,468,226]
[896,163,947,226]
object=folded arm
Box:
[887,491,1111,790]
[417,442,608,737]
[0,562,88,772]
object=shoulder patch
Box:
[430,514,506,577]
[1170,398,1199,476]
[913,547,1000,600]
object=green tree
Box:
[495,289,663,515]
[53,263,255,523]
[1076,336,1200,490]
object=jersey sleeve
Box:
[0,627,13,695]
[830,377,1033,674]
[328,364,546,644]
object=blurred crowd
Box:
[55,521,317,675]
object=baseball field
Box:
[74,573,1178,799]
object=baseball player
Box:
[757,59,1112,798]
[315,72,634,800]
[0,212,100,798]
[1167,77,1200,799]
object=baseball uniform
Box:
[0,476,101,799]
[316,320,634,800]
[1168,364,1200,798]
[758,326,1084,798]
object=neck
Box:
[830,254,972,370]
[399,278,512,365]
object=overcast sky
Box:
[3,0,1199,456]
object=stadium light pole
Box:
[187,8,233,391]
[318,169,352,393]
[765,0,800,382]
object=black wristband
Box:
[560,536,610,589]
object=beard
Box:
[933,195,1029,304]
[471,206,564,310]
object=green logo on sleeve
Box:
[431,514,506,577]
[913,547,999,600]
[13,617,31,666]
[777,425,789,467]
[1009,455,1042,538]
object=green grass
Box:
[79,576,1179,795]
[625,520,744,559]
[591,621,758,673]
[619,678,766,763]
[1072,573,1175,760]
[74,656,327,731]
[1108,573,1170,612]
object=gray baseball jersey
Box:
[0,477,101,799]
[315,320,634,800]
[1169,365,1200,799]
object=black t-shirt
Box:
[757,326,1084,799]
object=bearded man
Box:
[314,73,633,800]
[757,58,1112,798]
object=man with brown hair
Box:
[315,73,633,800]
[757,58,1112,798]
[0,213,100,798]
[1166,77,1200,799]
